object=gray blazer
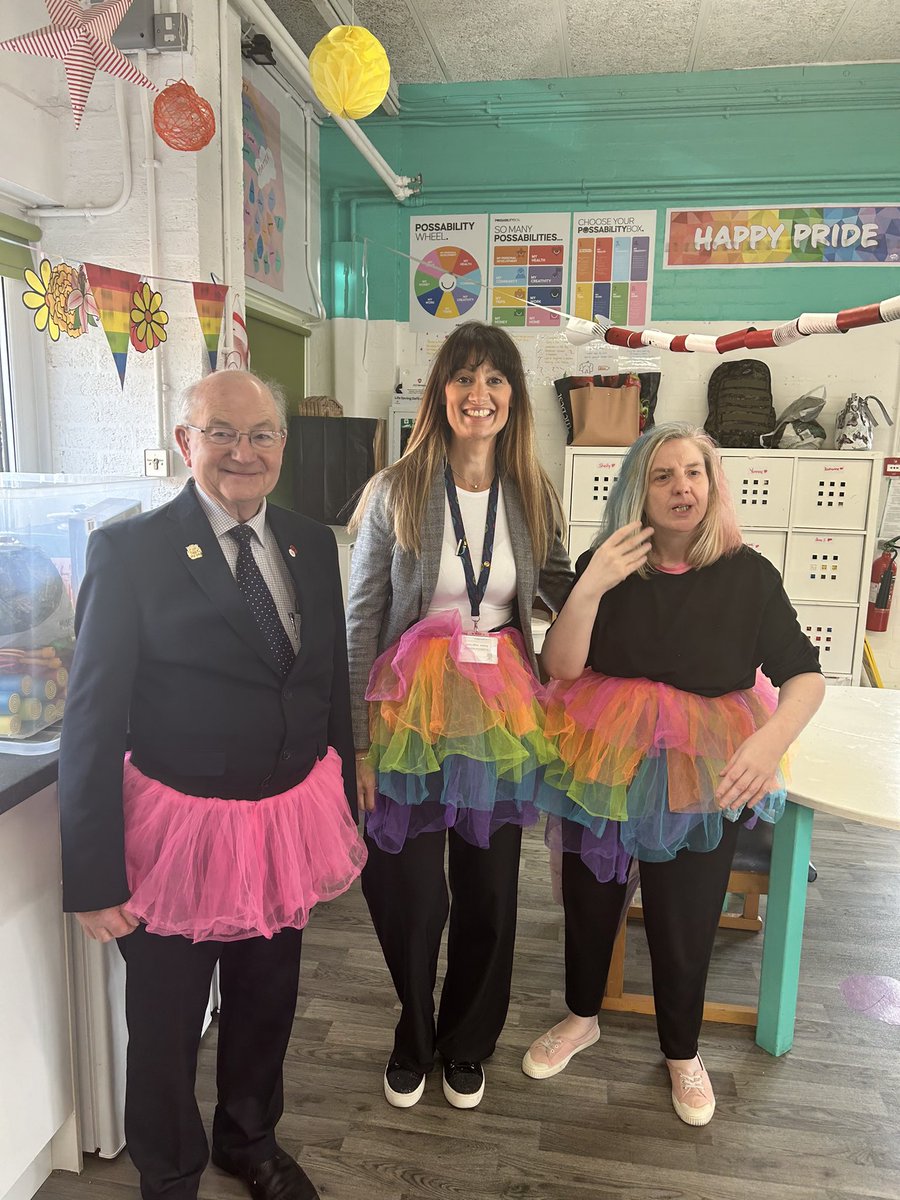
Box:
[346,468,574,748]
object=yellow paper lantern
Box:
[309,25,390,120]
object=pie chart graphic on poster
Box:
[414,246,482,319]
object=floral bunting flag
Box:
[22,261,247,378]
[23,258,88,340]
[84,262,142,386]
[67,263,99,334]
[130,280,169,352]
[192,281,229,371]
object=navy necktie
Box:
[228,524,295,676]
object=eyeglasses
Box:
[185,424,286,449]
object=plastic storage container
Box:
[0,474,155,753]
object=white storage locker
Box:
[568,524,599,562]
[784,532,866,604]
[793,604,858,677]
[721,456,793,527]
[742,530,787,575]
[792,458,872,530]
[569,454,623,523]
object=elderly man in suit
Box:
[59,370,365,1200]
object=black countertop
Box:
[0,751,59,817]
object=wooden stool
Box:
[602,822,775,1027]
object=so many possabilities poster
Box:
[487,213,571,330]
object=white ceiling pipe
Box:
[27,79,133,220]
[230,0,419,201]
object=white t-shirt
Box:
[426,484,516,631]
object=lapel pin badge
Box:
[288,544,297,558]
[186,544,203,560]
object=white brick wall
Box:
[26,0,237,486]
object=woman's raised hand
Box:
[581,521,654,597]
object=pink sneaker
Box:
[522,1021,600,1079]
[667,1055,716,1126]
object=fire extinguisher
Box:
[866,538,899,632]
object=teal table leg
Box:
[756,801,814,1056]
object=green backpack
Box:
[704,359,776,448]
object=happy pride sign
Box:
[665,205,900,267]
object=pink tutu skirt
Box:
[123,748,366,942]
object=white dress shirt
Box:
[194,484,300,652]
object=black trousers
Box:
[562,815,743,1060]
[362,822,523,1075]
[117,923,303,1200]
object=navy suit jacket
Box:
[58,481,356,913]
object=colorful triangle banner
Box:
[219,289,250,370]
[84,262,142,387]
[192,281,229,371]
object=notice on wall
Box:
[410,215,488,332]
[878,479,900,541]
[488,213,571,331]
[665,205,900,268]
[572,211,655,328]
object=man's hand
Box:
[75,905,139,943]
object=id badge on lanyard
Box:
[445,464,501,665]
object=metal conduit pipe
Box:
[229,0,419,201]
[27,79,133,220]
[393,85,900,119]
[137,50,167,447]
[329,173,900,242]
[301,99,326,321]
[219,0,235,356]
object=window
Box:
[1,214,50,473]
[0,279,12,471]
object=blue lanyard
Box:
[443,463,500,627]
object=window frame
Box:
[0,275,52,473]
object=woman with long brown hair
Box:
[346,322,572,1111]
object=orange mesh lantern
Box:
[153,80,216,152]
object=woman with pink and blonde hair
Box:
[523,423,824,1127]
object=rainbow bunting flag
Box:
[192,281,229,371]
[84,263,142,387]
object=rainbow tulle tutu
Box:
[537,671,787,881]
[364,611,552,851]
[123,749,366,942]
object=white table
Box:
[756,687,900,1055]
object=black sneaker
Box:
[383,1058,426,1108]
[442,1059,485,1109]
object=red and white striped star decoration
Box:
[0,0,157,129]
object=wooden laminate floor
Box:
[39,812,900,1200]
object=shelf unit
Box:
[563,447,883,685]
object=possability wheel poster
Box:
[488,213,571,331]
[410,215,488,332]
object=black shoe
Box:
[442,1059,485,1109]
[383,1057,426,1107]
[211,1147,319,1200]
